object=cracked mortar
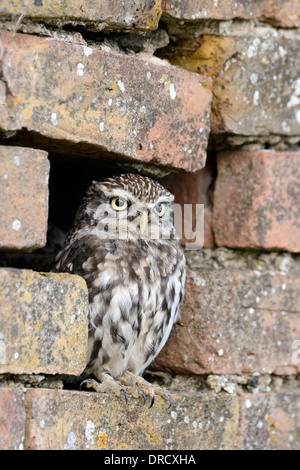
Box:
[186,247,300,275]
[146,371,300,396]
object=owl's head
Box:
[80,173,176,241]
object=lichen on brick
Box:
[24,388,239,450]
[0,0,163,32]
[0,31,212,172]
[0,268,89,375]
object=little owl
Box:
[52,173,186,406]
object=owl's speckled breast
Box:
[84,237,186,378]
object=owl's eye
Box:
[111,197,128,211]
[154,202,165,217]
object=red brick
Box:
[24,388,238,450]
[0,0,162,32]
[152,268,300,375]
[0,146,49,252]
[161,161,214,249]
[238,393,300,450]
[0,388,26,450]
[213,151,300,252]
[162,0,300,27]
[211,34,300,135]
[0,31,212,173]
[167,33,300,136]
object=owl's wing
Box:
[51,235,113,307]
[51,234,103,276]
[51,241,83,275]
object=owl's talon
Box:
[120,388,128,404]
[79,378,106,393]
[79,379,96,392]
[79,374,126,402]
[149,394,155,408]
[79,379,86,391]
[116,370,173,408]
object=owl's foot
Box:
[80,372,133,404]
[80,371,172,408]
[117,371,172,409]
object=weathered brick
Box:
[162,0,300,28]
[213,151,300,252]
[24,388,239,450]
[0,0,162,32]
[167,31,300,136]
[167,35,237,79]
[161,163,214,249]
[212,33,300,135]
[0,31,212,172]
[152,268,300,375]
[0,146,49,252]
[0,388,26,450]
[238,393,300,450]
[0,268,89,375]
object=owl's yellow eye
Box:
[154,202,165,217]
[111,197,128,211]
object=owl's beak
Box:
[139,210,148,235]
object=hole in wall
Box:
[0,146,217,271]
[0,152,127,272]
[48,153,114,234]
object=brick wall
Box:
[0,0,300,450]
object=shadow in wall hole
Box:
[0,153,122,272]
